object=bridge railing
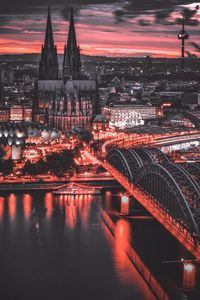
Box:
[100,160,200,260]
[86,143,200,260]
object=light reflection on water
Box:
[23,193,32,220]
[0,191,157,300]
[0,190,188,300]
[8,193,16,222]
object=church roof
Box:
[93,115,107,123]
[38,80,97,91]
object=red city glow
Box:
[0,197,4,220]
[45,192,53,219]
[23,194,32,220]
[65,195,77,229]
[8,194,17,221]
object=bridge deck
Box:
[100,159,200,262]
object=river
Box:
[0,191,199,300]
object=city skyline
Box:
[0,1,200,57]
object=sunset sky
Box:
[0,1,200,57]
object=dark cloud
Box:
[190,41,200,52]
[0,0,199,26]
[0,27,23,34]
[114,1,200,25]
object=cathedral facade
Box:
[34,8,99,130]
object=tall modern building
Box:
[39,7,58,80]
[35,8,99,130]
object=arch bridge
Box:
[103,147,200,260]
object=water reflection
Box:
[45,192,53,219]
[114,219,133,283]
[105,191,112,211]
[23,193,32,220]
[8,193,16,221]
[65,195,77,229]
[0,197,4,220]
[56,194,92,230]
[31,205,46,245]
[0,191,198,300]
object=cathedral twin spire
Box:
[39,7,58,80]
[39,7,81,81]
[63,8,81,80]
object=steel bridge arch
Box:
[143,147,170,164]
[107,149,133,181]
[107,147,170,181]
[136,163,200,240]
[131,148,154,164]
[182,163,200,184]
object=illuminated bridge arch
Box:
[107,149,134,181]
[131,148,154,164]
[107,147,170,181]
[107,148,145,181]
[136,163,200,240]
[143,147,170,164]
[183,163,200,184]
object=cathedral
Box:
[34,8,99,130]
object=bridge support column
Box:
[120,194,130,215]
[182,261,196,290]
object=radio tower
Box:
[177,18,189,70]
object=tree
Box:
[22,160,38,176]
[36,158,47,174]
[0,159,14,176]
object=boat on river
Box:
[53,182,101,195]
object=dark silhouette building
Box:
[63,8,81,81]
[39,7,59,80]
[35,7,99,130]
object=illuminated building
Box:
[23,107,32,122]
[0,106,10,122]
[0,122,62,160]
[22,147,42,162]
[2,85,24,102]
[10,105,24,121]
[9,105,32,122]
[92,115,109,131]
[102,105,160,128]
[35,8,99,130]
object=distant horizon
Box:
[0,52,197,59]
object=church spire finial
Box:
[44,6,54,50]
[67,7,77,50]
[39,7,58,80]
[63,7,81,80]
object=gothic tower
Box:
[63,8,81,81]
[39,7,59,80]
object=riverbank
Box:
[0,177,119,191]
